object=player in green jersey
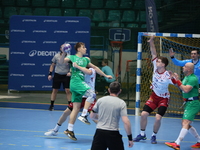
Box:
[60,42,112,140]
[165,62,200,150]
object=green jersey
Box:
[182,73,199,98]
[67,55,90,102]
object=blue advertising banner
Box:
[145,0,159,32]
[9,15,91,91]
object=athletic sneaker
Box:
[64,129,77,141]
[49,106,54,111]
[191,142,200,148]
[44,129,58,136]
[151,135,157,144]
[78,115,91,125]
[165,142,180,150]
[133,134,147,142]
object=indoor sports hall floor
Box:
[1,108,200,150]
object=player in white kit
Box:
[133,36,176,144]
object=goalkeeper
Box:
[169,49,200,85]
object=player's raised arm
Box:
[87,62,112,79]
[60,44,70,64]
[148,36,157,60]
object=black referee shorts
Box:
[52,73,70,89]
[91,129,124,150]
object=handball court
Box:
[0,88,200,150]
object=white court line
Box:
[0,95,21,99]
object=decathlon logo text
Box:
[21,63,35,66]
[33,30,47,33]
[22,19,37,22]
[10,74,24,77]
[31,74,45,77]
[42,85,52,88]
[43,41,57,44]
[21,85,35,88]
[42,63,51,66]
[44,20,58,22]
[11,30,25,32]
[29,50,59,57]
[21,41,36,43]
[54,30,68,33]
[65,20,79,23]
[10,52,25,55]
[75,31,89,34]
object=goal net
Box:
[135,32,200,117]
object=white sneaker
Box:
[78,115,91,125]
[44,129,58,136]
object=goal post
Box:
[135,32,200,116]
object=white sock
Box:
[53,123,61,132]
[81,109,88,116]
[175,128,188,145]
[68,123,74,131]
[152,132,156,136]
[189,126,200,143]
[140,130,145,136]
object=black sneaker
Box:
[78,115,91,125]
[64,129,77,141]
[48,106,54,111]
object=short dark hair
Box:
[158,56,169,67]
[109,81,121,94]
[102,59,108,65]
[74,42,85,52]
[191,49,199,54]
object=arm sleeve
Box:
[120,101,128,116]
[186,76,197,87]
[92,100,98,113]
[171,57,191,66]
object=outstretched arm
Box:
[87,63,113,79]
[148,36,157,60]
[73,62,92,75]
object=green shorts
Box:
[183,100,200,121]
[70,80,90,103]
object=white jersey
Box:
[83,68,96,97]
[151,58,173,98]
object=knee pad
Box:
[85,89,96,103]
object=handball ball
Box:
[62,43,71,53]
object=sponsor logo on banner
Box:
[31,74,45,77]
[10,52,25,55]
[21,85,35,88]
[29,50,59,57]
[10,74,24,76]
[21,63,35,66]
[42,85,52,88]
[33,30,47,33]
[75,31,89,34]
[21,41,36,43]
[54,30,68,33]
[65,20,79,23]
[44,20,58,22]
[43,41,57,44]
[22,19,37,22]
[10,29,25,32]
[64,41,78,44]
[42,63,51,66]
